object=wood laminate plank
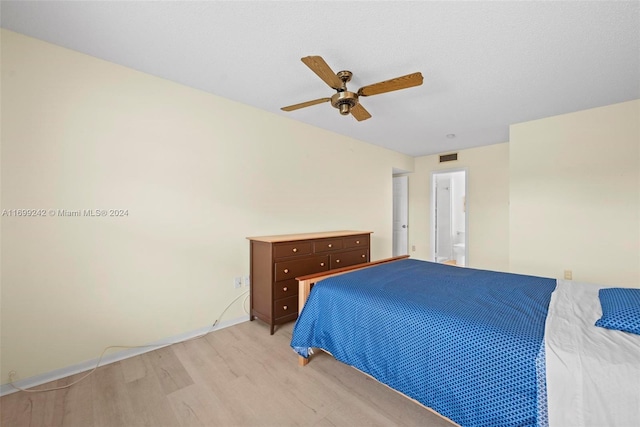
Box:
[0,372,96,427]
[0,388,42,427]
[54,374,95,427]
[144,346,194,395]
[91,362,140,427]
[237,324,346,417]
[124,354,182,427]
[24,388,57,426]
[228,374,301,426]
[167,382,241,427]
[323,398,399,427]
[1,321,457,427]
[312,350,455,427]
[120,351,149,384]
[0,390,24,427]
[171,338,239,387]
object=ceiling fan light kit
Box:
[281,56,423,121]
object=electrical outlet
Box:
[244,275,250,287]
[234,277,242,289]
[564,270,573,280]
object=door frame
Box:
[430,168,468,265]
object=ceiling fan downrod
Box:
[331,91,358,115]
[332,70,357,115]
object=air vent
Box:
[439,153,458,163]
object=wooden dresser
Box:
[247,230,372,334]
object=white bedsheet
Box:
[545,279,640,427]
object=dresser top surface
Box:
[247,230,372,243]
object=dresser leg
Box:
[270,324,275,335]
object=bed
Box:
[291,257,640,427]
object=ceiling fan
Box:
[281,56,423,121]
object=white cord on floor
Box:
[8,289,250,393]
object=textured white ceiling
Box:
[2,1,639,156]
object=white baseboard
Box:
[0,315,249,396]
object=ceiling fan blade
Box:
[357,72,423,97]
[281,97,331,112]
[350,103,372,121]
[301,56,343,90]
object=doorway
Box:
[392,175,408,256]
[431,170,467,266]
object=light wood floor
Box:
[1,320,456,427]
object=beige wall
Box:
[410,101,639,287]
[409,143,511,272]
[509,100,640,287]
[0,30,413,384]
[3,28,638,387]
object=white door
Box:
[393,175,409,256]
[435,176,452,262]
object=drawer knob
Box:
[292,248,298,253]
[361,254,366,258]
[283,286,288,292]
[320,262,325,266]
[328,244,333,248]
[284,269,289,274]
[356,240,360,244]
[336,259,340,263]
[283,305,288,310]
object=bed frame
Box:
[295,255,409,366]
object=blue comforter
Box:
[291,259,556,427]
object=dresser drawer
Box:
[274,241,312,259]
[274,255,329,282]
[274,296,298,319]
[273,279,298,300]
[330,249,369,269]
[314,238,345,253]
[344,234,369,249]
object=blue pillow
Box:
[595,288,640,335]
